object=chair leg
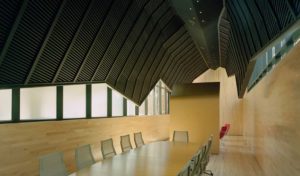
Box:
[203,170,213,176]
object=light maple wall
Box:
[193,68,243,135]
[169,83,220,154]
[0,115,170,176]
[242,43,300,175]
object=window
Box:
[127,100,136,116]
[147,90,154,115]
[63,85,86,118]
[112,89,123,116]
[92,84,107,117]
[139,101,146,116]
[154,86,160,115]
[0,81,171,123]
[248,28,300,91]
[0,89,12,121]
[161,88,166,114]
[20,87,56,120]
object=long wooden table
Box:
[69,141,200,176]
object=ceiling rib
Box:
[51,0,94,83]
[110,0,165,92]
[0,0,29,67]
[25,0,66,84]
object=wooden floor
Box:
[207,136,264,176]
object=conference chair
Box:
[189,153,200,176]
[220,126,228,139]
[120,134,133,152]
[75,144,95,170]
[101,138,116,159]
[173,130,189,143]
[177,161,191,176]
[134,132,145,147]
[39,152,68,176]
[202,136,213,176]
[192,145,206,175]
[220,123,231,139]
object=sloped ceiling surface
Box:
[171,0,223,69]
[0,0,208,104]
[2,0,298,104]
[219,0,300,97]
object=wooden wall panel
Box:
[0,115,170,176]
[219,68,243,135]
[169,83,220,154]
[242,43,300,175]
[215,42,300,174]
[192,69,220,83]
[193,68,243,135]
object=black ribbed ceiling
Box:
[219,0,300,97]
[1,0,299,103]
[0,0,208,104]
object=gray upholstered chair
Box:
[120,134,133,152]
[177,161,191,176]
[173,130,189,143]
[101,138,116,159]
[75,144,95,170]
[193,145,206,175]
[202,135,213,176]
[134,132,145,147]
[39,152,68,176]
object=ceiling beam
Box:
[0,0,29,67]
[51,0,94,83]
[25,0,68,84]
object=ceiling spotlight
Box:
[199,11,203,14]
[201,19,205,23]
[197,0,199,3]
[189,7,192,11]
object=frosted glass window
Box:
[0,89,12,121]
[139,101,145,116]
[127,100,136,116]
[20,87,56,120]
[161,88,166,114]
[147,90,154,115]
[63,85,86,118]
[166,92,170,114]
[92,84,107,117]
[154,86,160,115]
[112,89,123,116]
[272,47,275,57]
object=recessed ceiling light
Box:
[201,19,205,23]
[199,11,203,14]
[189,7,192,11]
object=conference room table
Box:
[69,141,200,176]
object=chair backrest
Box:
[120,134,133,152]
[177,161,191,176]
[202,135,213,170]
[134,132,145,147]
[173,130,189,143]
[189,153,199,175]
[39,152,68,176]
[75,144,95,170]
[101,138,116,159]
[220,126,227,139]
[197,145,207,174]
[207,136,213,155]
